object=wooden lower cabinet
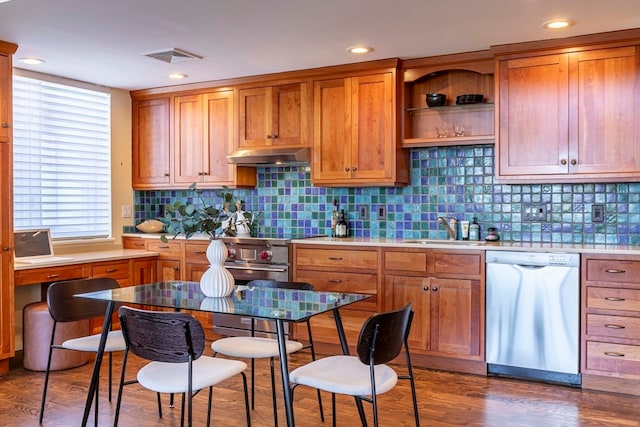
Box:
[383,248,485,374]
[292,245,382,352]
[582,253,640,395]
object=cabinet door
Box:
[430,277,481,357]
[158,259,181,281]
[271,83,307,146]
[385,275,430,352]
[173,94,204,185]
[131,257,157,285]
[568,46,640,175]
[0,53,10,143]
[312,78,351,181]
[238,87,269,147]
[497,54,569,177]
[350,72,394,180]
[132,97,171,188]
[0,142,12,363]
[203,90,236,184]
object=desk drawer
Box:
[586,287,640,312]
[586,341,640,376]
[15,265,87,286]
[91,260,131,284]
[587,314,640,340]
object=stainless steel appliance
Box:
[485,250,581,386]
[213,236,292,337]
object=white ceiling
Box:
[1,0,639,91]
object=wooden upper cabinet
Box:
[312,70,408,187]
[173,90,256,188]
[238,82,308,148]
[132,96,171,188]
[496,45,640,182]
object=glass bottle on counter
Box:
[336,209,348,238]
[331,199,339,237]
[469,217,480,241]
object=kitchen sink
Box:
[402,239,487,246]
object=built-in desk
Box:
[5,249,159,375]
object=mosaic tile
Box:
[132,145,640,245]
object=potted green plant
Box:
[156,183,248,297]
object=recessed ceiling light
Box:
[542,19,574,30]
[347,46,373,54]
[19,57,45,65]
[168,72,188,79]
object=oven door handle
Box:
[225,265,288,273]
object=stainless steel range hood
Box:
[227,147,310,166]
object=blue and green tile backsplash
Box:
[131,145,640,245]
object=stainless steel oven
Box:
[213,236,292,337]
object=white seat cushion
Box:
[61,330,126,353]
[212,336,304,358]
[137,356,247,394]
[289,355,398,397]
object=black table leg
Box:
[332,308,368,426]
[81,301,115,426]
[276,318,295,427]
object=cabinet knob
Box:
[352,166,357,172]
[560,159,567,165]
[432,287,438,292]
[570,159,577,165]
[266,134,272,139]
[272,134,278,138]
[344,167,350,172]
[423,286,429,291]
[1,123,8,128]
[3,246,10,251]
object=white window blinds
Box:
[13,72,112,239]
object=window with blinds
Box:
[12,72,112,239]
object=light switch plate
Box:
[592,204,605,223]
[522,203,547,222]
[358,205,369,220]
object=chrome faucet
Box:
[437,217,457,240]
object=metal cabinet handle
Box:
[328,257,343,261]
[328,279,343,283]
[604,297,625,301]
[423,286,429,291]
[604,352,625,357]
[604,324,625,329]
[105,268,117,273]
[570,159,577,165]
[134,242,144,247]
[194,250,206,255]
[164,173,170,177]
[159,245,170,249]
[560,159,567,165]
[1,123,9,128]
[432,287,438,292]
[352,166,357,172]
[605,269,626,274]
[344,167,350,172]
[3,246,9,251]
[46,274,60,279]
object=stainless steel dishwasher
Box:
[485,250,581,386]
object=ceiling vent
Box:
[143,48,203,64]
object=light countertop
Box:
[13,249,158,271]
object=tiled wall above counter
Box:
[132,145,640,246]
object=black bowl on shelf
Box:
[456,94,484,105]
[426,93,446,107]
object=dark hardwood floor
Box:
[1,349,639,426]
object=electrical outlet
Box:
[377,206,387,220]
[592,203,605,223]
[358,205,369,220]
[522,203,547,222]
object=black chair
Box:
[289,303,420,427]
[211,279,324,424]
[39,277,126,425]
[114,306,251,427]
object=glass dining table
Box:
[75,280,371,427]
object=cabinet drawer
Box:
[587,314,640,340]
[296,247,378,270]
[91,260,130,281]
[431,251,483,277]
[384,250,427,273]
[294,269,377,311]
[122,237,146,250]
[146,240,182,259]
[185,242,209,264]
[586,341,640,376]
[15,265,87,286]
[586,287,640,312]
[586,259,640,284]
